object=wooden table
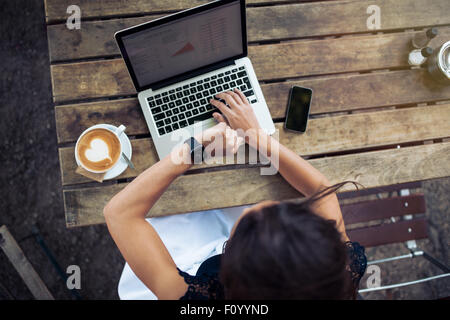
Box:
[44,0,450,228]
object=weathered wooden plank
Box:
[0,226,54,300]
[347,218,428,247]
[48,15,163,62]
[59,104,450,185]
[251,27,450,81]
[44,0,305,23]
[50,28,450,102]
[64,142,450,227]
[55,98,146,143]
[59,137,157,186]
[46,0,450,61]
[341,195,426,225]
[248,0,450,41]
[54,69,450,143]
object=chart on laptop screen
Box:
[122,1,243,88]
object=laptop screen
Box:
[120,0,244,90]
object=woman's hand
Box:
[195,121,244,156]
[210,89,261,133]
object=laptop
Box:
[115,0,275,159]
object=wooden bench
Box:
[339,183,450,293]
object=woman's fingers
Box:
[234,88,249,105]
[210,98,234,119]
[225,127,238,154]
[227,127,245,154]
[215,121,227,130]
[227,90,245,105]
[213,112,228,125]
[215,92,239,109]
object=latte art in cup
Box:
[76,128,121,172]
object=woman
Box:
[104,89,367,300]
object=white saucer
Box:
[75,124,132,181]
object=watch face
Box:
[186,137,204,164]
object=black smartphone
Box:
[284,86,313,133]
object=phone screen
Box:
[285,86,312,133]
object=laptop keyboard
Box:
[146,66,257,136]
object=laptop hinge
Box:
[150,59,236,91]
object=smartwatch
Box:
[184,137,204,164]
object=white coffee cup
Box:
[75,124,126,173]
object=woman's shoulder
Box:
[177,268,224,300]
[345,241,367,284]
[177,243,367,300]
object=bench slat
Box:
[63,142,450,227]
[49,28,450,103]
[342,195,426,225]
[55,69,450,143]
[0,226,54,300]
[59,104,450,186]
[347,218,428,247]
[47,0,450,61]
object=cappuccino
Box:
[76,128,121,172]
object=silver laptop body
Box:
[116,0,275,159]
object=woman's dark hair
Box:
[220,181,360,300]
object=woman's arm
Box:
[103,142,192,299]
[104,123,241,299]
[211,90,348,240]
[250,132,348,240]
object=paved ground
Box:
[0,0,448,300]
[0,0,124,300]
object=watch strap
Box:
[185,137,204,164]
